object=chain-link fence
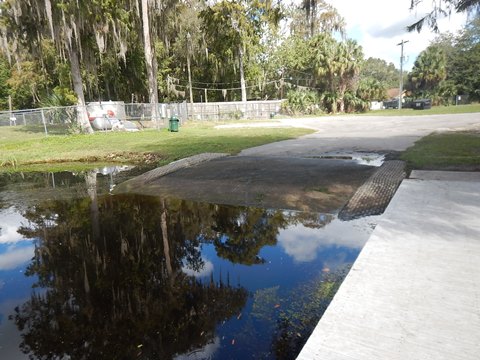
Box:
[0,106,82,136]
[0,100,283,136]
[0,102,189,136]
[187,100,283,121]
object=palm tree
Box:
[409,45,447,96]
[312,35,363,113]
[335,39,363,112]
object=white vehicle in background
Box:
[87,101,139,132]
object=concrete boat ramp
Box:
[297,171,480,360]
[116,113,480,359]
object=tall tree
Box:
[141,0,160,123]
[201,0,281,104]
[409,45,447,95]
[0,0,100,133]
[360,57,400,89]
[448,18,480,100]
[312,35,363,113]
[296,0,345,38]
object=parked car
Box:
[412,99,432,110]
[383,100,399,109]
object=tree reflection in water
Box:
[11,192,262,359]
[8,171,344,359]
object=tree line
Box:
[0,1,478,131]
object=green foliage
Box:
[409,45,447,95]
[360,57,399,89]
[282,89,321,115]
[344,91,369,113]
[0,56,11,110]
[4,0,475,117]
[39,87,77,107]
[311,35,364,112]
[7,61,48,109]
[447,18,480,101]
[408,18,480,104]
[357,78,387,102]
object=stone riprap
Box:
[338,160,406,220]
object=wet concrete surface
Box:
[115,156,377,213]
[117,113,479,212]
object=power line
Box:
[173,80,279,91]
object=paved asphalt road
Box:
[236,113,480,157]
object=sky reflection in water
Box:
[0,169,377,359]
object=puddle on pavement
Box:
[0,167,378,359]
[313,152,385,167]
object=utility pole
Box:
[397,40,409,110]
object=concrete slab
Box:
[297,172,480,360]
[114,156,377,213]
[410,170,480,182]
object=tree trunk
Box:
[310,0,316,38]
[339,96,345,113]
[187,52,194,117]
[338,84,346,113]
[160,201,173,279]
[141,0,160,125]
[85,170,100,242]
[69,46,94,134]
[238,43,247,104]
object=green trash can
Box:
[168,115,179,132]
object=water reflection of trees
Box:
[12,193,254,359]
[10,172,336,359]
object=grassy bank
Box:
[364,103,480,116]
[0,123,313,172]
[401,131,480,171]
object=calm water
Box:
[0,167,377,359]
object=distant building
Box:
[386,88,407,100]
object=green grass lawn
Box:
[401,131,480,170]
[363,103,480,116]
[0,123,313,172]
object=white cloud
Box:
[332,0,468,70]
[278,216,377,263]
[0,246,34,271]
[182,259,214,278]
[174,336,220,360]
[0,208,29,244]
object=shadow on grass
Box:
[401,131,480,171]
